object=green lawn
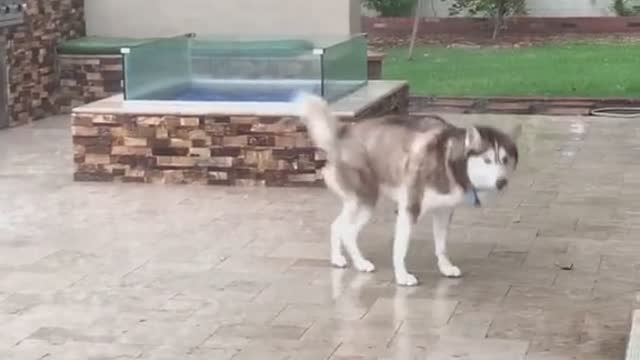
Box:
[381,42,640,97]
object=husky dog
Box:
[296,94,521,286]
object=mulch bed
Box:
[409,95,640,116]
[369,33,640,50]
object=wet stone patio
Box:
[0,113,638,359]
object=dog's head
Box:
[464,124,521,192]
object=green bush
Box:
[363,0,418,17]
[446,0,527,39]
[612,0,640,16]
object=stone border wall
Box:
[409,95,640,116]
[364,16,640,42]
[71,84,409,186]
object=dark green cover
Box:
[191,39,314,57]
[58,36,315,57]
[57,36,156,55]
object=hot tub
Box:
[121,35,368,103]
[71,34,409,187]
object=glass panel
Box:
[122,36,191,100]
[188,37,321,102]
[321,34,368,102]
[121,34,369,103]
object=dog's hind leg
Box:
[433,208,462,278]
[340,199,375,272]
[323,163,377,271]
[330,208,348,268]
[324,165,350,268]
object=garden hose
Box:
[590,107,640,118]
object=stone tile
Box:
[216,255,297,274]
[232,339,338,360]
[436,306,497,339]
[525,351,604,360]
[255,282,347,305]
[1,114,640,358]
[364,297,459,327]
[0,246,58,267]
[138,346,238,360]
[27,326,116,345]
[0,293,44,315]
[1,339,57,360]
[426,336,530,360]
[551,271,597,296]
[334,333,437,359]
[34,341,145,360]
[271,302,369,328]
[501,285,591,311]
[564,239,603,274]
[0,314,43,348]
[576,330,627,359]
[488,305,585,354]
[24,303,106,327]
[269,241,329,260]
[52,286,179,315]
[303,318,401,346]
[200,332,253,350]
[0,271,82,294]
[463,262,557,288]
[190,299,286,325]
[28,249,102,271]
[211,323,308,341]
[116,318,219,347]
[523,237,569,269]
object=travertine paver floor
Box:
[0,114,638,360]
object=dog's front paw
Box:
[438,263,462,278]
[331,254,348,268]
[396,272,419,287]
[437,256,462,278]
[354,259,376,273]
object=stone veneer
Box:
[4,0,84,126]
[72,84,408,186]
[57,55,122,113]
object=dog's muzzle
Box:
[496,178,508,191]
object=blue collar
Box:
[465,188,481,207]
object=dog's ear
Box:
[465,126,482,152]
[509,123,523,141]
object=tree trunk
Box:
[407,0,423,60]
[491,14,502,40]
[491,0,507,40]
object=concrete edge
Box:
[70,80,408,119]
[626,310,640,360]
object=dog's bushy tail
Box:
[294,93,338,154]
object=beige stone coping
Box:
[72,80,408,118]
[367,50,385,61]
[627,310,640,360]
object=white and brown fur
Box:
[297,94,521,286]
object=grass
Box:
[381,41,640,97]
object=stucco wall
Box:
[363,0,617,17]
[85,0,362,38]
[526,0,614,17]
